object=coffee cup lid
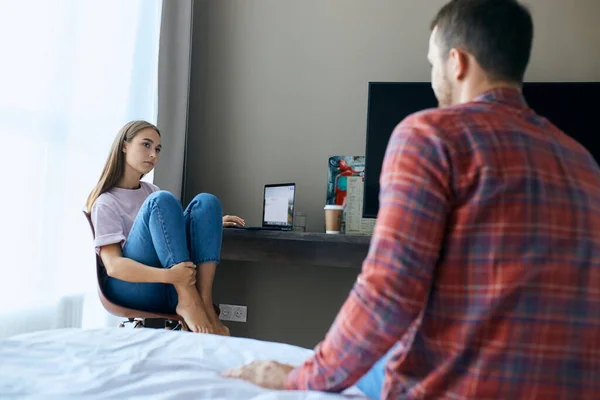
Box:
[324,205,344,210]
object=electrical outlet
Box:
[219,304,247,323]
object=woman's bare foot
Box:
[203,301,230,336]
[173,282,218,334]
[175,302,216,334]
[218,322,230,336]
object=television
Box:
[362,81,600,218]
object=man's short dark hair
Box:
[431,0,534,83]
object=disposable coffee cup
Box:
[324,205,344,234]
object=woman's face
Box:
[123,128,162,175]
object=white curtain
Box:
[0,0,163,337]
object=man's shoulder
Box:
[400,103,483,129]
[392,107,455,145]
[395,102,494,146]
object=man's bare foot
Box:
[176,302,216,334]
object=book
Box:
[326,156,374,234]
[326,156,365,207]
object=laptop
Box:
[230,183,296,231]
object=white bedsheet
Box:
[0,328,367,399]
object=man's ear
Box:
[449,48,469,81]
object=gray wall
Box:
[186,0,600,348]
[211,262,357,348]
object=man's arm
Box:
[286,117,452,392]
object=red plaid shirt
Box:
[286,88,600,399]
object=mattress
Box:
[0,328,367,399]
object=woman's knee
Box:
[189,193,222,216]
[147,190,180,209]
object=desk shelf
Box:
[221,229,371,269]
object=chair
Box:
[83,211,187,330]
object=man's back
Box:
[390,88,600,398]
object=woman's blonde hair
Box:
[85,120,160,213]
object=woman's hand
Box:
[223,215,245,227]
[166,261,196,285]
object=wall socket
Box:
[219,304,247,323]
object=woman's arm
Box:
[99,244,195,285]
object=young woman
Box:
[86,120,244,334]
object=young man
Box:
[224,0,600,398]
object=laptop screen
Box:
[263,184,295,227]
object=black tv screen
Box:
[362,81,600,219]
[362,82,437,218]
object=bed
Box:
[0,327,368,399]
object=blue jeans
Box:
[104,191,223,314]
[356,344,399,399]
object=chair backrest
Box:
[83,210,104,282]
[82,210,107,288]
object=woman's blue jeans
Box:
[104,191,223,314]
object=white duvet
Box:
[0,328,367,399]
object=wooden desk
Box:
[221,229,371,269]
